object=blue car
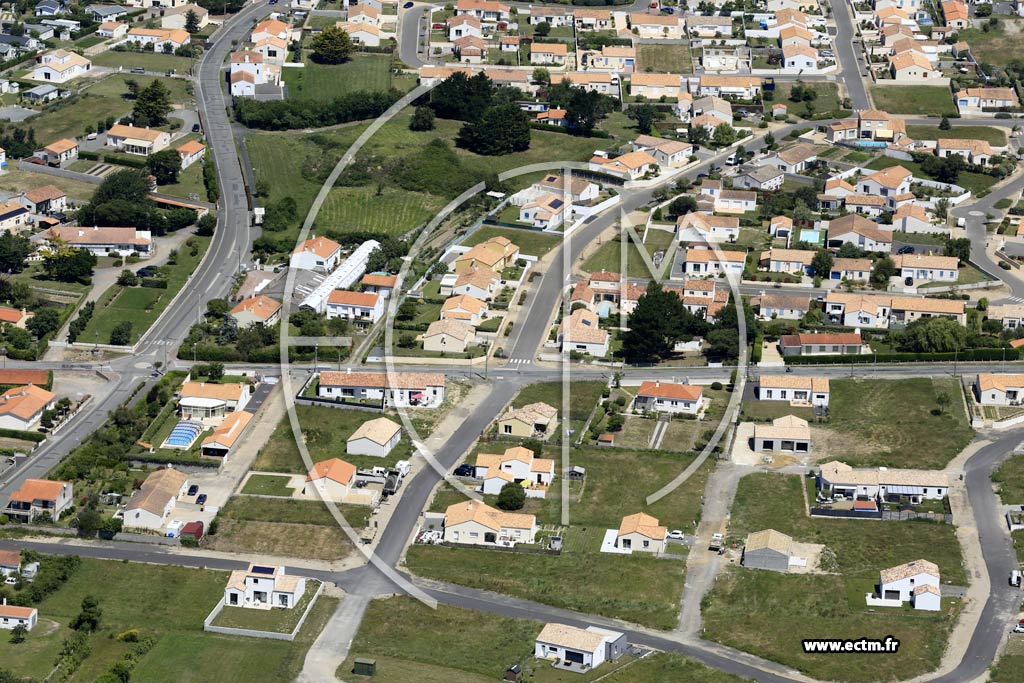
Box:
[403,1,413,7]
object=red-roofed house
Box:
[325,290,384,324]
[5,478,73,522]
[290,236,342,272]
[634,380,704,414]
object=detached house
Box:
[558,307,609,356]
[986,304,1024,330]
[530,42,568,66]
[873,560,941,611]
[105,124,171,156]
[423,319,476,353]
[346,417,402,457]
[634,380,702,415]
[178,381,250,423]
[124,467,188,531]
[631,135,693,168]
[826,214,893,253]
[680,247,746,275]
[32,49,90,83]
[498,402,559,439]
[589,150,657,180]
[455,0,511,22]
[4,479,73,522]
[936,138,993,165]
[677,212,739,243]
[761,143,818,174]
[893,203,937,233]
[230,295,281,328]
[44,226,153,258]
[474,445,555,497]
[760,248,813,275]
[892,253,958,282]
[616,512,667,553]
[325,290,384,325]
[630,72,682,99]
[830,257,872,281]
[733,164,784,191]
[976,373,1024,405]
[303,457,360,503]
[0,384,54,430]
[956,87,1019,115]
[757,293,810,321]
[455,236,519,274]
[447,14,481,39]
[756,375,830,407]
[176,140,206,170]
[753,415,811,454]
[574,8,612,30]
[818,460,949,502]
[696,75,761,99]
[780,332,864,356]
[317,370,446,408]
[534,624,627,673]
[36,138,78,167]
[200,410,253,458]
[519,192,567,229]
[443,500,537,546]
[291,236,342,272]
[224,564,307,610]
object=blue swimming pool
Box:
[162,420,205,450]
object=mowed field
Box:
[869,85,957,117]
[637,43,693,73]
[282,54,410,101]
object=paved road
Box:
[824,0,869,110]
[951,170,1024,302]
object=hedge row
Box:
[784,348,1018,364]
[0,427,45,443]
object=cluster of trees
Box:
[310,26,354,64]
[0,127,36,159]
[126,79,173,128]
[544,76,616,136]
[78,170,197,236]
[234,90,400,131]
[788,82,818,103]
[428,72,532,155]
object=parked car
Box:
[191,123,201,133]
[904,276,913,287]
[403,1,413,6]
[1014,622,1024,633]
[453,464,475,477]
[3,576,16,585]
[137,266,159,277]
[1010,569,1022,587]
[196,494,207,506]
[897,245,914,254]
[187,484,199,497]
[86,132,97,140]
[131,67,145,74]
[667,529,685,540]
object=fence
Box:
[203,581,324,642]
[439,541,561,555]
[810,507,882,520]
[880,511,952,523]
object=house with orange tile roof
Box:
[32,49,90,83]
[444,266,501,301]
[0,602,38,631]
[200,410,253,458]
[317,370,446,407]
[162,4,209,31]
[826,214,893,253]
[976,373,1024,405]
[124,467,188,531]
[629,12,684,38]
[454,236,520,274]
[326,290,384,324]
[634,380,703,415]
[443,499,537,546]
[346,416,402,457]
[892,253,959,282]
[474,445,555,496]
[105,123,171,156]
[176,140,206,170]
[588,150,658,180]
[574,8,612,30]
[455,0,511,22]
[361,272,398,298]
[290,235,342,272]
[530,41,569,66]
[230,295,281,328]
[679,247,746,275]
[940,0,969,29]
[44,226,153,258]
[0,384,54,430]
[178,381,250,422]
[0,306,32,329]
[757,375,830,407]
[125,27,190,51]
[35,138,78,167]
[4,478,73,522]
[303,457,364,503]
[616,512,667,553]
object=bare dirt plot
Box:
[205,519,352,561]
[616,415,657,449]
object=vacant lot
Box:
[241,473,296,496]
[320,183,447,237]
[637,43,692,73]
[463,225,562,258]
[283,54,409,100]
[955,20,1024,67]
[906,125,1007,146]
[993,456,1024,503]
[769,82,844,118]
[703,473,963,682]
[869,86,956,117]
[254,404,414,473]
[92,51,194,73]
[0,169,98,201]
[823,378,974,469]
[584,228,675,278]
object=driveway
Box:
[0,106,37,122]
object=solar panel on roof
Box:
[251,565,274,574]
[550,199,564,209]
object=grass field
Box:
[703,473,963,682]
[583,228,674,278]
[463,225,562,258]
[906,125,1007,146]
[769,82,843,118]
[338,597,747,682]
[212,581,320,632]
[91,51,195,73]
[869,85,956,117]
[509,380,606,436]
[282,54,405,100]
[0,169,98,202]
[636,43,692,73]
[206,496,371,561]
[158,155,206,200]
[824,378,974,469]
[241,473,297,496]
[80,234,210,345]
[954,20,1024,67]
[739,399,815,422]
[993,456,1024,504]
[0,558,334,683]
[253,404,414,473]
[865,155,997,195]
[319,183,447,237]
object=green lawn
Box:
[600,110,642,141]
[158,156,206,201]
[0,169,98,202]
[769,82,843,118]
[739,399,815,422]
[320,183,447,237]
[80,235,211,346]
[636,43,692,74]
[241,473,297,496]
[253,404,414,473]
[823,378,974,469]
[869,85,956,117]
[583,228,674,278]
[75,34,106,49]
[993,456,1024,504]
[91,51,195,73]
[282,54,403,100]
[906,125,1007,146]
[865,155,997,195]
[919,262,992,288]
[463,225,562,258]
[953,20,1024,67]
[703,472,964,682]
[212,581,320,632]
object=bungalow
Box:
[474,445,555,496]
[530,7,572,27]
[549,71,614,94]
[44,226,153,258]
[36,138,78,167]
[588,150,658,180]
[532,174,600,203]
[0,384,54,430]
[677,212,739,242]
[35,0,66,16]
[325,290,384,324]
[830,257,872,281]
[346,416,402,457]
[200,410,253,458]
[443,499,537,546]
[888,295,965,325]
[455,236,519,274]
[685,14,734,37]
[783,43,819,70]
[519,192,566,229]
[769,215,793,239]
[956,87,1019,115]
[631,135,693,168]
[290,235,342,272]
[423,318,476,353]
[558,307,609,356]
[818,460,949,501]
[696,75,761,99]
[617,512,667,554]
[19,185,66,215]
[893,203,937,233]
[0,604,38,632]
[32,49,90,83]
[224,564,306,610]
[360,273,397,299]
[4,479,73,522]
[823,178,855,198]
[986,304,1024,330]
[124,467,188,531]
[86,4,127,21]
[733,164,784,191]
[779,24,814,47]
[230,295,281,328]
[176,140,205,170]
[97,20,127,38]
[634,380,703,414]
[303,457,375,504]
[584,45,635,72]
[105,124,171,156]
[251,18,292,43]
[0,550,19,577]
[441,293,488,326]
[826,214,893,253]
[455,0,511,22]
[447,14,482,40]
[936,138,992,165]
[162,4,209,30]
[761,143,818,174]
[779,332,864,356]
[757,292,810,320]
[629,12,683,39]
[317,370,446,408]
[681,247,746,275]
[742,529,793,572]
[449,267,500,301]
[534,624,627,672]
[753,415,811,454]
[497,401,559,439]
[339,16,382,42]
[179,381,250,422]
[125,27,190,52]
[0,307,32,330]
[892,253,958,282]
[975,373,1024,405]
[889,50,939,80]
[574,8,612,30]
[760,248,813,275]
[690,95,733,124]
[844,194,887,218]
[714,189,757,214]
[756,375,830,407]
[630,72,682,99]
[875,559,941,611]
[0,201,28,233]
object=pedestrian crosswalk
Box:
[1008,297,1024,304]
[507,358,532,366]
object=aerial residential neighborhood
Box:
[0,0,1023,679]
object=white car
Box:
[3,576,16,585]
[1014,623,1024,634]
[667,530,685,540]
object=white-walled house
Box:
[818,461,949,502]
[871,559,941,611]
[303,457,359,503]
[757,375,830,407]
[443,500,537,546]
[32,49,90,83]
[317,370,445,408]
[633,380,703,414]
[681,247,746,275]
[0,603,37,631]
[557,308,609,356]
[346,417,402,457]
[534,624,627,673]
[892,253,958,282]
[474,445,555,497]
[223,564,307,610]
[4,478,73,523]
[290,236,342,272]
[976,373,1024,405]
[325,290,384,324]
[105,123,171,156]
[616,512,667,553]
[123,467,188,531]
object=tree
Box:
[792,200,814,226]
[109,321,133,346]
[667,195,697,218]
[897,316,967,353]
[42,246,96,283]
[184,8,200,33]
[0,233,30,274]
[934,197,950,220]
[456,104,531,155]
[532,67,550,85]
[430,72,494,121]
[939,115,951,131]
[870,256,896,288]
[534,20,551,36]
[712,123,736,146]
[8,625,26,644]
[133,80,172,127]
[764,131,776,150]
[116,269,138,286]
[409,105,435,131]
[627,104,661,135]
[310,26,353,64]
[811,249,833,278]
[945,237,971,264]
[147,148,181,185]
[206,298,230,318]
[70,595,102,632]
[621,281,708,364]
[207,361,225,380]
[397,300,417,321]
[706,328,739,359]
[196,213,216,236]
[26,307,60,339]
[124,78,140,99]
[936,391,951,414]
[688,123,710,146]
[565,87,611,135]
[496,481,526,510]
